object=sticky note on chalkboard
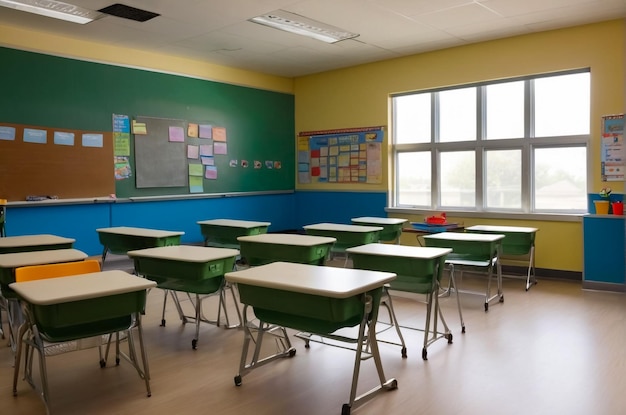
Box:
[187,123,199,138]
[187,145,199,159]
[169,126,184,142]
[199,124,212,139]
[188,163,203,176]
[132,120,147,135]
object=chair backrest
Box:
[15,259,101,282]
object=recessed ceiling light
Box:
[0,0,102,24]
[249,10,359,44]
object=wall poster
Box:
[601,113,624,181]
[297,126,384,184]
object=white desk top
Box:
[96,226,184,237]
[237,233,336,246]
[346,243,451,259]
[351,217,407,225]
[197,219,271,228]
[423,232,505,242]
[10,270,156,305]
[0,249,88,269]
[225,261,395,299]
[128,245,239,262]
[303,223,383,233]
[0,234,75,248]
[466,225,538,233]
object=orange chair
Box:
[13,260,102,403]
[13,259,152,413]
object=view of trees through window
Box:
[392,70,590,213]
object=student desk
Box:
[10,270,156,412]
[346,243,454,360]
[422,232,504,313]
[197,219,271,249]
[0,234,75,254]
[303,223,382,263]
[350,217,407,244]
[128,245,240,348]
[237,233,336,266]
[0,248,88,351]
[465,225,538,291]
[96,226,184,264]
[225,261,398,415]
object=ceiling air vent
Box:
[98,3,159,22]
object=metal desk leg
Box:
[525,246,537,291]
[343,294,397,415]
[234,305,295,386]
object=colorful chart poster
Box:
[297,126,384,184]
[601,114,624,181]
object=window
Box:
[392,70,590,213]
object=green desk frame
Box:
[466,225,538,291]
[10,271,155,413]
[225,262,398,415]
[347,243,454,360]
[350,217,407,244]
[96,227,184,264]
[303,223,382,265]
[237,233,336,266]
[423,232,504,316]
[197,219,270,249]
[0,234,75,255]
[129,245,240,349]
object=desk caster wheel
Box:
[401,346,407,358]
[99,359,106,368]
[192,339,198,349]
[342,403,351,415]
[160,319,166,327]
[234,375,242,386]
[289,348,296,357]
[422,348,427,360]
[461,325,466,333]
[499,295,504,303]
[484,303,489,312]
[447,333,453,344]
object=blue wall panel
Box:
[6,193,296,256]
[5,191,388,256]
[294,191,388,229]
[6,203,111,255]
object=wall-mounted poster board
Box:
[0,46,295,201]
[601,113,624,181]
[0,123,114,201]
[297,126,384,184]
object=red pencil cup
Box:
[612,201,624,215]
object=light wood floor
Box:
[2,257,626,415]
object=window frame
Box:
[390,69,591,215]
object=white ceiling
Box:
[1,0,625,77]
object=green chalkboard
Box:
[0,47,295,198]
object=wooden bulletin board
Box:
[0,123,114,201]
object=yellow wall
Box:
[294,19,626,273]
[0,23,294,94]
[3,19,624,273]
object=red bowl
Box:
[425,216,447,224]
